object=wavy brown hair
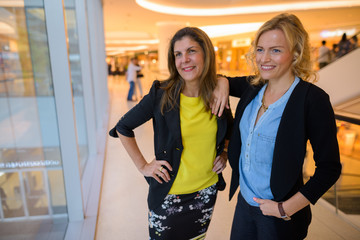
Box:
[160,27,217,114]
[246,13,317,85]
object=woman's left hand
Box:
[213,151,227,174]
[211,76,230,117]
[253,197,281,218]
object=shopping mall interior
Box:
[0,0,360,239]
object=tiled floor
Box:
[96,71,360,240]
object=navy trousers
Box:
[230,193,311,240]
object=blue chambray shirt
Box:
[239,77,300,206]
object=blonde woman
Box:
[214,13,341,239]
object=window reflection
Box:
[22,171,48,216]
[0,172,24,218]
[64,1,89,175]
[0,0,67,227]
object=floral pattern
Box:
[148,184,217,239]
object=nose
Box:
[260,51,271,62]
[181,53,190,63]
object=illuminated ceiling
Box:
[103,0,360,55]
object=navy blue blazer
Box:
[227,76,341,205]
[110,80,233,209]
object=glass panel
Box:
[64,0,89,175]
[0,172,25,218]
[0,0,67,224]
[22,171,48,216]
[26,7,53,96]
[48,170,67,214]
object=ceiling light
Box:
[0,21,15,35]
[0,0,24,7]
[105,39,159,45]
[200,22,264,38]
[136,0,360,16]
[106,45,149,52]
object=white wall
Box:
[316,48,360,106]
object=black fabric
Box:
[230,193,311,240]
[148,184,217,240]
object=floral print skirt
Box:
[148,184,217,240]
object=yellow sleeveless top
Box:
[169,93,218,194]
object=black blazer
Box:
[110,80,233,209]
[227,77,341,205]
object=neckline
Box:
[259,77,299,111]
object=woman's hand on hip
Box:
[213,151,227,174]
[139,158,173,184]
[253,198,281,218]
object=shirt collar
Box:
[257,76,300,110]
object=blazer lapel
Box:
[163,95,182,142]
[271,80,310,200]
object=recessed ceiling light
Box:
[200,22,264,38]
[136,0,360,16]
[105,39,159,45]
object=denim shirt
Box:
[239,77,300,206]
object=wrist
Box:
[278,202,291,221]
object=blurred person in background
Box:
[126,57,141,101]
[318,40,331,69]
[336,33,351,59]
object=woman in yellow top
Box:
[109,27,233,239]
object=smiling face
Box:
[174,36,205,85]
[256,29,294,82]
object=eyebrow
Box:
[257,45,284,48]
[174,45,198,53]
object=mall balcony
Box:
[0,1,360,240]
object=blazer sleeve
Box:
[300,85,342,204]
[227,76,252,98]
[109,80,159,138]
[224,103,234,140]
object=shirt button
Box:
[164,150,167,154]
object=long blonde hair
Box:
[160,27,217,114]
[246,13,317,85]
